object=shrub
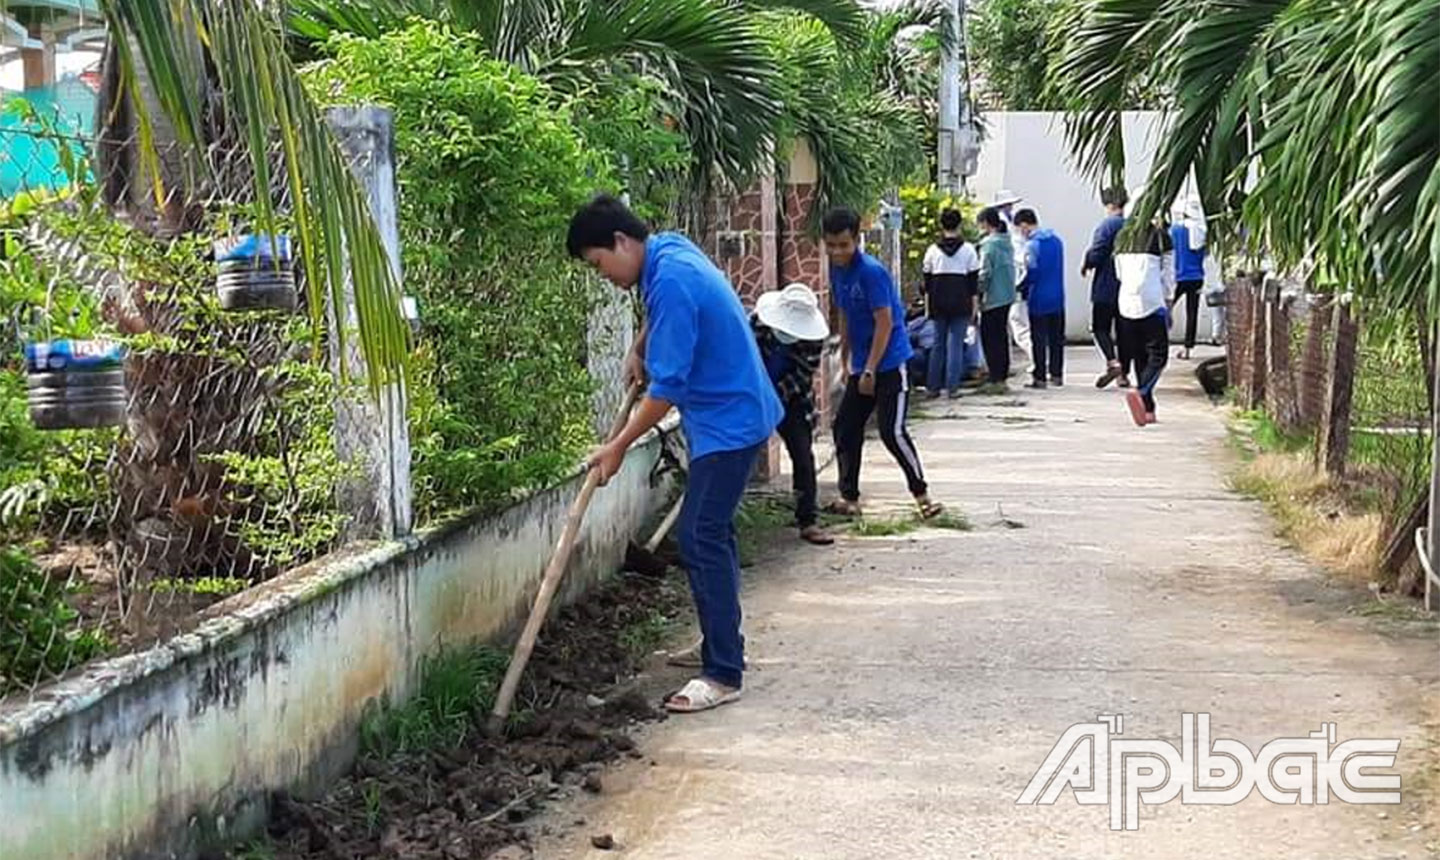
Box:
[0,545,108,694]
[304,22,617,520]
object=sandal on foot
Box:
[916,498,946,520]
[665,678,743,713]
[799,525,834,546]
[1124,390,1148,427]
[665,639,703,668]
[823,499,863,517]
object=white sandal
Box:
[665,678,743,713]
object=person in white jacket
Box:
[1115,195,1175,428]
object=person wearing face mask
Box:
[751,283,834,546]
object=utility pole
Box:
[937,0,976,195]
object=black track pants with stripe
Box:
[833,365,928,502]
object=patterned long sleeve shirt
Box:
[750,313,823,422]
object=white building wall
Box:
[970,111,1222,342]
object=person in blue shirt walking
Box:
[569,194,782,714]
[1168,196,1209,360]
[1083,186,1132,389]
[1015,208,1066,389]
[820,207,944,521]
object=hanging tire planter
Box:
[23,338,128,430]
[214,234,297,312]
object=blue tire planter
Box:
[23,339,128,430]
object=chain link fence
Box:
[1225,273,1432,586]
[0,113,372,701]
[0,105,640,702]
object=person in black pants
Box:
[1014,208,1066,388]
[1168,198,1209,360]
[1083,187,1132,388]
[976,207,1018,394]
[751,284,834,545]
[821,207,944,520]
[1116,214,1176,426]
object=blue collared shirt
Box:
[829,251,912,375]
[642,233,782,459]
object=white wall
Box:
[970,111,1221,342]
[0,431,675,860]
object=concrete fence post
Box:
[325,105,413,539]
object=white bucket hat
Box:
[992,189,1023,207]
[756,283,829,342]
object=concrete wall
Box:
[971,111,1223,341]
[0,431,675,860]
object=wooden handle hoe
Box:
[486,383,643,736]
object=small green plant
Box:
[926,511,973,531]
[148,577,250,597]
[359,646,510,758]
[618,608,671,660]
[361,781,383,834]
[850,517,920,537]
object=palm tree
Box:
[96,0,408,378]
[284,0,869,190]
[1049,0,1437,309]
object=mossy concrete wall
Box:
[0,431,674,860]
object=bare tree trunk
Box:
[1318,300,1359,478]
[1265,284,1300,431]
[1298,293,1334,427]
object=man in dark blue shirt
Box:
[1083,186,1132,389]
[821,207,943,521]
[569,194,781,714]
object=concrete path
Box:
[536,348,1440,860]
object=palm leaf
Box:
[104,0,408,390]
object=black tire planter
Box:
[23,340,128,430]
[1196,355,1229,398]
[214,235,297,312]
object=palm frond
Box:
[106,0,407,389]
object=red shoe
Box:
[1124,390,1148,427]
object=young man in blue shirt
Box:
[1015,208,1066,389]
[1083,187,1132,389]
[820,207,943,520]
[1168,197,1208,360]
[568,194,782,714]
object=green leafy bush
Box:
[304,22,617,520]
[0,545,108,694]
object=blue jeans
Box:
[677,443,762,689]
[926,314,969,393]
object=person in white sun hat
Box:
[752,283,835,546]
[992,189,1033,377]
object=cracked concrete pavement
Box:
[534,347,1440,860]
